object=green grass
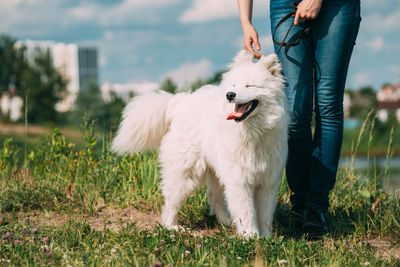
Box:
[0,118,400,266]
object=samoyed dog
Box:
[112,50,288,237]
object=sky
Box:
[1,0,400,90]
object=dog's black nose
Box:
[226,92,236,101]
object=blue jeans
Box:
[270,0,361,212]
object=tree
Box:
[0,34,29,93]
[206,70,224,85]
[73,81,125,131]
[20,49,67,123]
[0,35,17,92]
[74,80,106,123]
[104,91,125,131]
[0,34,68,123]
[359,86,376,99]
[160,78,177,94]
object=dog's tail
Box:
[111,92,173,154]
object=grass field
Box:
[0,119,400,266]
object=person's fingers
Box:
[253,51,262,59]
[244,38,253,52]
[294,11,300,26]
[254,36,261,51]
[244,42,262,59]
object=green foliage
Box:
[73,81,125,131]
[160,78,177,94]
[0,116,400,265]
[348,86,377,119]
[341,110,400,155]
[359,86,376,98]
[22,50,67,123]
[190,70,225,92]
[0,35,27,92]
[1,219,397,266]
[0,34,67,123]
[0,138,17,173]
[75,81,106,123]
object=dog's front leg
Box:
[254,182,279,237]
[207,173,231,225]
[224,183,259,237]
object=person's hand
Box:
[294,0,323,26]
[242,22,262,59]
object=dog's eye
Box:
[245,85,257,88]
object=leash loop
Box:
[273,2,311,54]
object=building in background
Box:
[78,47,98,91]
[377,80,400,122]
[1,84,23,122]
[15,40,98,112]
[52,43,79,112]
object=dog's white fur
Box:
[112,50,289,237]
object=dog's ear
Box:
[230,50,254,66]
[259,53,281,76]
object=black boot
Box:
[291,206,305,231]
[302,209,327,237]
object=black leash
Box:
[272,2,311,54]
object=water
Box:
[339,156,400,169]
[343,118,362,129]
[339,156,400,194]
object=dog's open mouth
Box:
[226,100,259,122]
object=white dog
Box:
[112,50,288,237]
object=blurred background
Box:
[0,0,399,191]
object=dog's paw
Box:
[237,228,260,238]
[260,227,271,238]
[164,224,188,232]
[216,214,232,226]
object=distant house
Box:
[376,80,400,122]
[0,84,23,122]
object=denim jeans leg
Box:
[306,0,361,212]
[270,0,314,210]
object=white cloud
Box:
[180,0,238,23]
[2,0,22,7]
[0,0,182,35]
[180,0,269,23]
[259,35,274,53]
[0,0,72,36]
[99,54,107,67]
[366,36,384,51]
[353,72,371,87]
[162,59,212,89]
[69,0,180,26]
[362,8,400,33]
[123,0,180,8]
[388,65,400,75]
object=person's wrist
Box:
[240,19,252,28]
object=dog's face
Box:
[221,50,284,122]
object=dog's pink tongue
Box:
[226,111,244,120]
[226,103,248,120]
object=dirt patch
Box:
[0,123,80,139]
[87,206,160,232]
[1,207,221,237]
[322,237,400,261]
[1,206,159,233]
[0,123,48,136]
[368,237,400,260]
